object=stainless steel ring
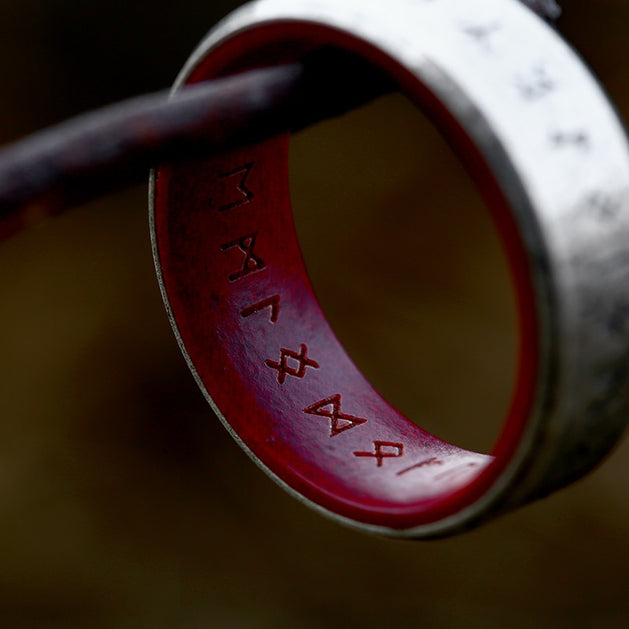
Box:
[151,0,629,537]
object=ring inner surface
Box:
[153,23,538,529]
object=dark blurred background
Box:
[0,1,627,627]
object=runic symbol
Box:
[550,131,590,150]
[516,66,555,100]
[303,394,367,437]
[461,21,501,46]
[354,441,404,467]
[435,462,479,482]
[214,162,255,211]
[220,232,265,282]
[397,457,443,476]
[265,344,319,384]
[241,295,280,323]
[586,192,621,221]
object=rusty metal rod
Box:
[0,0,560,241]
[0,55,395,241]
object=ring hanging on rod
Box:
[151,0,629,538]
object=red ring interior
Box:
[153,22,539,530]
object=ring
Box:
[150,0,629,538]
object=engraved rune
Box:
[517,66,555,100]
[461,21,501,47]
[354,441,404,467]
[303,394,367,437]
[586,192,621,221]
[241,295,280,323]
[435,462,480,482]
[220,232,265,282]
[215,162,255,211]
[265,344,319,384]
[550,131,590,150]
[397,457,443,476]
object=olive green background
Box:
[0,1,627,627]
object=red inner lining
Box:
[153,22,539,529]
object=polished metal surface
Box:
[152,0,629,537]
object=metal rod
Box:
[0,0,560,241]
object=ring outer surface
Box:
[150,0,629,538]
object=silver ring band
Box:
[151,0,629,537]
